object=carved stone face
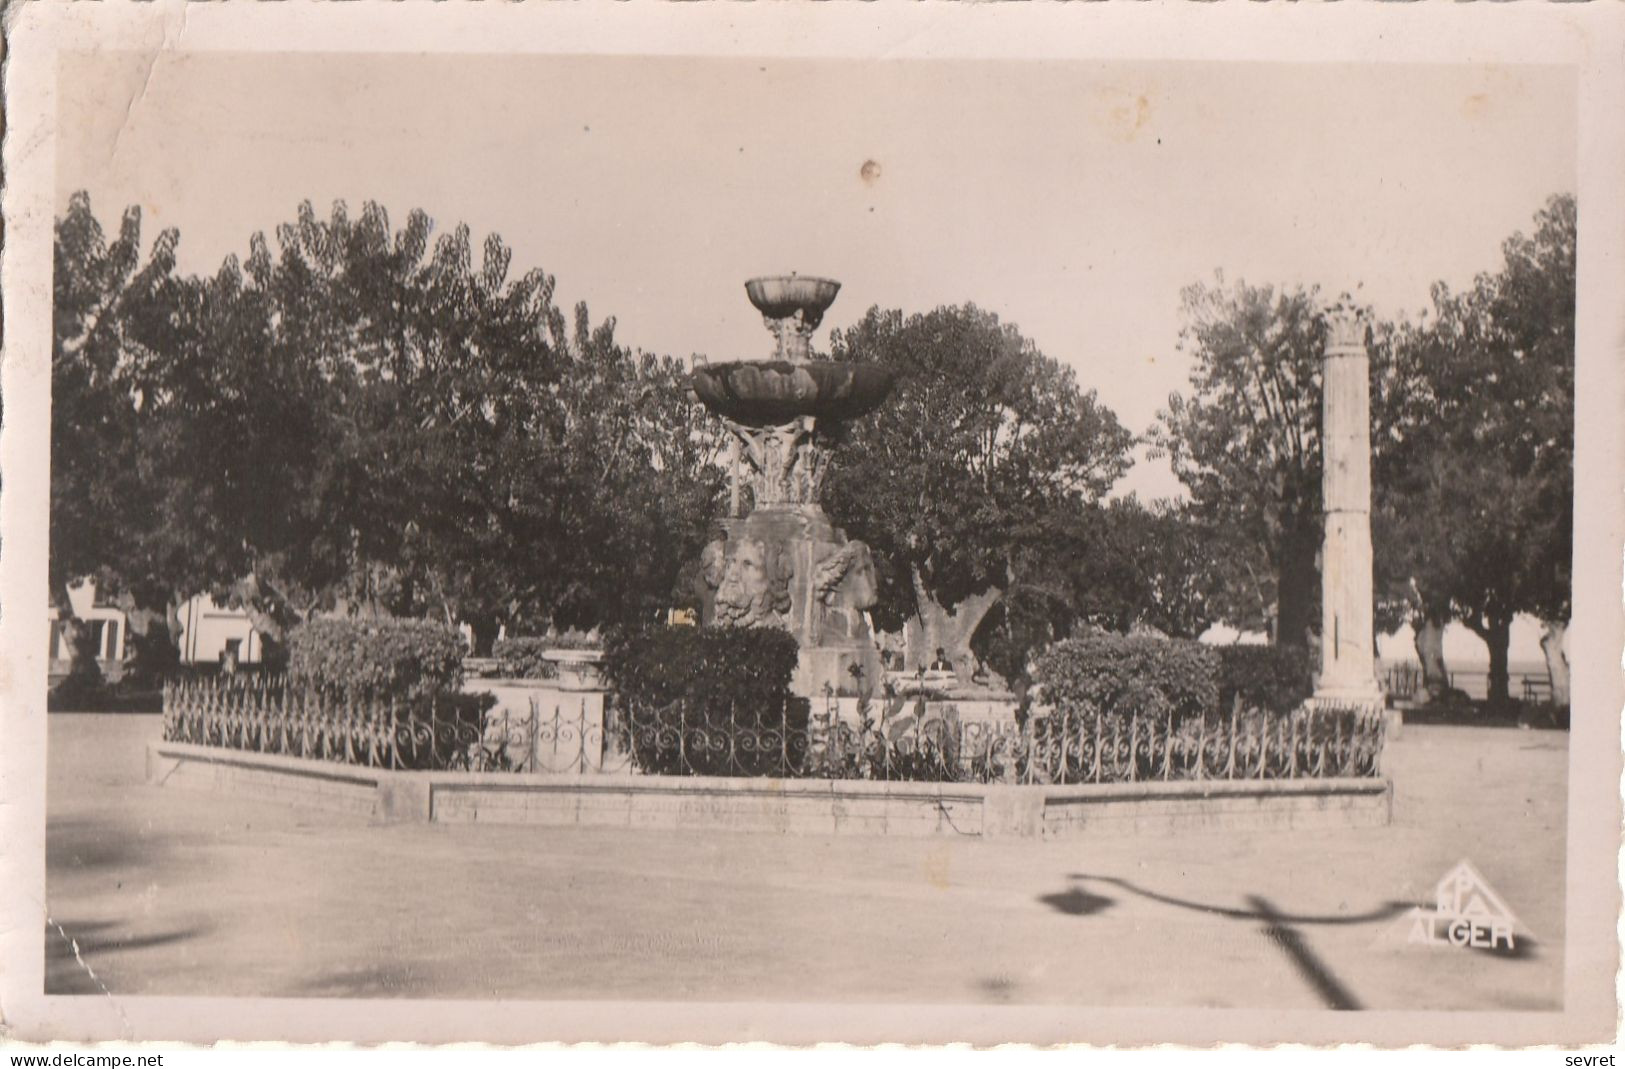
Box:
[714,538,792,627]
[841,543,879,611]
[700,540,729,589]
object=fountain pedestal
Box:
[689,276,894,699]
[699,506,883,698]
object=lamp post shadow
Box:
[1038,872,1418,1011]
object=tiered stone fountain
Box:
[690,275,894,699]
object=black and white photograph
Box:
[2,0,1622,1052]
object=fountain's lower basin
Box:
[690,360,895,426]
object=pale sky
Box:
[57,52,1575,663]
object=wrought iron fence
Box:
[162,676,561,773]
[164,676,1385,782]
[605,697,1384,783]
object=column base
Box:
[1310,685,1386,710]
[1310,687,1397,739]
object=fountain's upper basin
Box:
[745,276,841,322]
[691,360,895,425]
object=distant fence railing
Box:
[1382,663,1554,704]
[162,677,1385,783]
[1384,663,1424,702]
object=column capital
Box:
[1325,306,1367,352]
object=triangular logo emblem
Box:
[1406,859,1523,950]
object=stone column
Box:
[1315,307,1384,705]
[764,309,820,362]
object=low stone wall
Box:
[1038,778,1392,835]
[429,774,992,836]
[146,742,383,817]
[147,740,1392,838]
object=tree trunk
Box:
[1540,619,1569,706]
[1412,611,1450,700]
[114,588,165,643]
[1276,521,1319,649]
[114,588,181,684]
[166,591,187,651]
[1467,616,1513,710]
[905,569,1002,684]
[467,615,501,658]
[231,576,288,646]
[53,582,100,684]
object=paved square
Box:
[44,714,1566,1010]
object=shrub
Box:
[1215,643,1314,716]
[288,616,466,706]
[1032,633,1218,721]
[604,625,805,776]
[491,637,558,680]
[606,625,799,713]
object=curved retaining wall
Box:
[146,741,1392,838]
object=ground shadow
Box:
[47,817,173,873]
[976,975,1020,1002]
[1068,873,1412,926]
[44,920,209,995]
[292,962,436,998]
[1476,934,1541,961]
[1398,704,1568,731]
[1247,894,1362,1011]
[1045,873,1417,1011]
[1037,886,1114,917]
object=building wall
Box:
[47,611,126,662]
[48,579,127,673]
[178,594,263,665]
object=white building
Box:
[46,579,127,675]
[177,594,264,667]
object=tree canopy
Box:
[53,190,1574,710]
[51,195,724,658]
[1147,276,1335,648]
[823,303,1134,675]
[1372,193,1574,704]
[1150,195,1573,706]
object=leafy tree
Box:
[823,304,1134,679]
[269,201,725,641]
[1154,198,1571,708]
[972,497,1231,688]
[1373,194,1574,707]
[1083,498,1232,640]
[1488,194,1574,704]
[51,196,724,664]
[1370,313,1457,698]
[1148,277,1335,648]
[50,192,182,668]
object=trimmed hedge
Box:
[1033,635,1320,723]
[1033,634,1218,720]
[604,625,805,776]
[1215,643,1314,716]
[606,625,799,714]
[288,616,466,705]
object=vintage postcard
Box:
[2,0,1622,1050]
